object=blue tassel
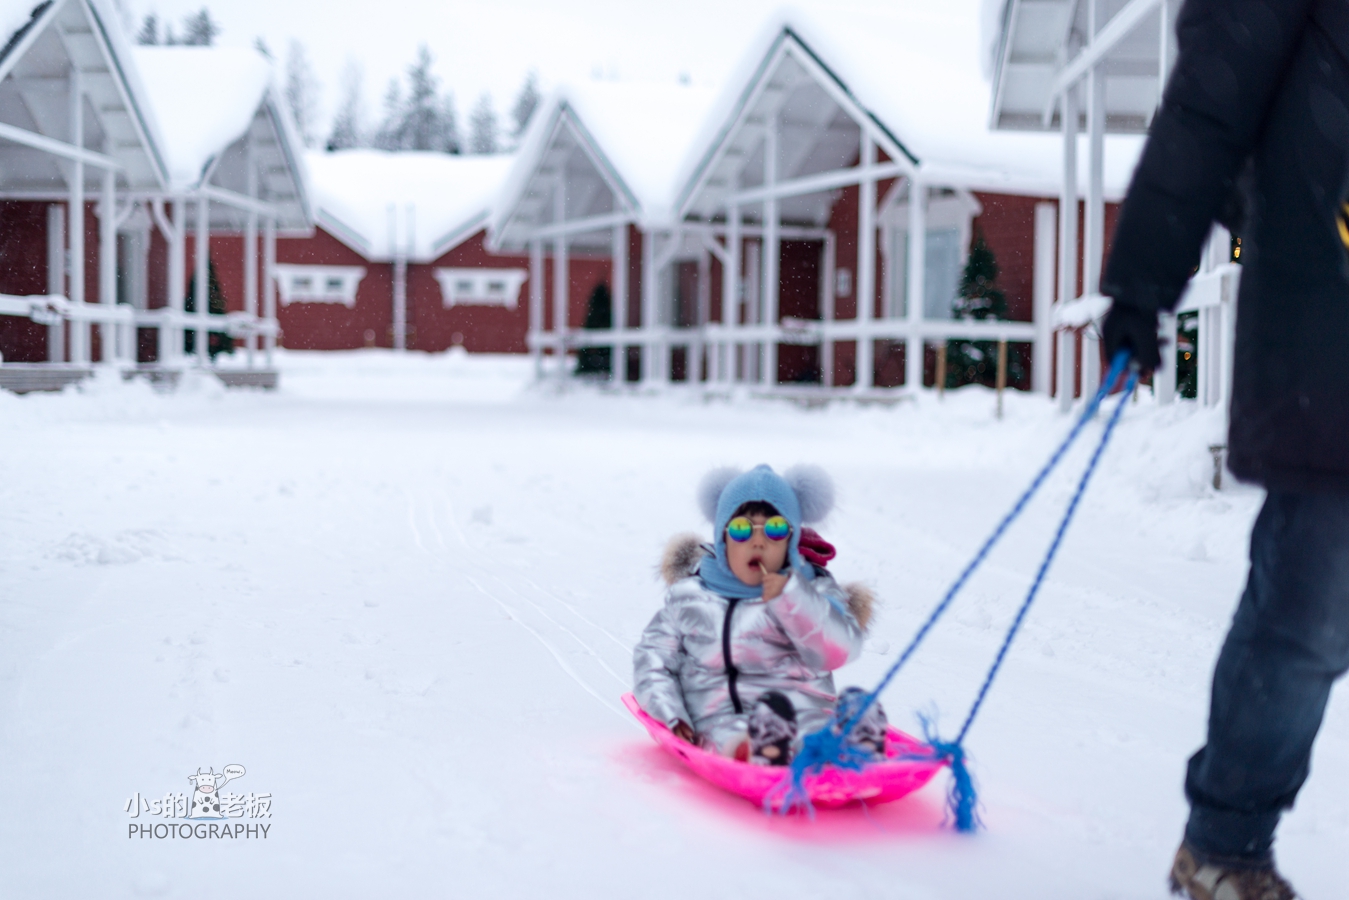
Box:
[917,715,980,833]
[769,713,873,817]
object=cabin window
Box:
[274,265,368,307]
[434,268,529,308]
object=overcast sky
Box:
[117,0,982,145]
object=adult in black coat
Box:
[1101,0,1349,895]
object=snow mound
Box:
[52,529,177,566]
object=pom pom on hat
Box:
[697,467,742,521]
[785,464,835,524]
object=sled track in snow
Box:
[407,490,637,727]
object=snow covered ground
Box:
[1,350,1345,899]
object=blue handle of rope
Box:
[780,351,1137,823]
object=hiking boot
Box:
[1169,841,1297,900]
[748,691,797,766]
[835,686,888,758]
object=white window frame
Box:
[434,268,528,309]
[878,190,983,320]
[274,264,367,308]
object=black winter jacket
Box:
[1102,0,1349,492]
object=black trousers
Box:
[1185,491,1349,863]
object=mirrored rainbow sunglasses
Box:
[725,515,792,543]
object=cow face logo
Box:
[188,765,245,819]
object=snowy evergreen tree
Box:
[135,13,158,45]
[367,47,469,154]
[285,40,320,148]
[372,78,405,151]
[509,71,540,146]
[183,259,233,358]
[440,95,461,154]
[401,46,448,151]
[468,93,499,155]
[253,36,273,61]
[179,8,220,46]
[943,232,1027,389]
[575,283,613,375]
[326,62,365,151]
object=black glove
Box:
[1101,302,1161,372]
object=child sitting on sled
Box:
[633,464,885,766]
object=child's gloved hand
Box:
[672,721,695,743]
[758,562,788,601]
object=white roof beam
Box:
[1051,0,1161,94]
[727,160,905,205]
[0,119,119,169]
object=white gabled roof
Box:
[680,2,1145,209]
[130,46,271,189]
[0,0,170,191]
[490,79,717,246]
[129,45,311,230]
[305,149,515,262]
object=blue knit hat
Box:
[696,464,835,599]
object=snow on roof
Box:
[130,46,272,189]
[0,0,44,63]
[495,79,718,234]
[680,2,1143,203]
[304,149,516,262]
[560,80,719,223]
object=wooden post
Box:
[263,216,276,366]
[194,194,209,366]
[936,342,947,399]
[99,166,117,362]
[68,64,86,364]
[996,338,1008,419]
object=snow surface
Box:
[2,352,1346,899]
[678,3,1145,202]
[130,46,273,189]
[305,150,516,262]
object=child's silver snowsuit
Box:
[633,536,869,755]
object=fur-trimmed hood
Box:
[659,533,876,632]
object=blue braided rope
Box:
[780,351,1136,822]
[955,364,1141,745]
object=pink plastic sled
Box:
[622,693,946,811]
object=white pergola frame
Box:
[677,30,1041,395]
[497,25,1058,395]
[0,2,302,379]
[992,0,1237,409]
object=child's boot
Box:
[836,686,888,758]
[748,691,798,766]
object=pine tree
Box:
[440,95,461,154]
[180,8,220,46]
[135,14,158,45]
[326,62,364,151]
[469,93,498,155]
[401,46,445,151]
[373,79,405,150]
[943,232,1026,389]
[575,283,613,375]
[285,40,320,148]
[253,36,273,61]
[509,71,540,145]
[183,259,233,358]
